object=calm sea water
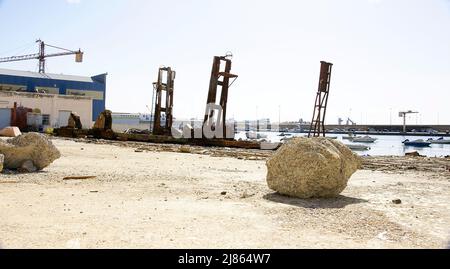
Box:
[237,132,450,157]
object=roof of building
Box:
[0,68,100,83]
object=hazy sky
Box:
[1,0,449,124]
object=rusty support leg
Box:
[309,61,333,137]
[203,56,238,139]
[152,67,175,136]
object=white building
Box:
[0,91,93,129]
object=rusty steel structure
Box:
[203,54,238,139]
[152,67,175,136]
[309,61,333,137]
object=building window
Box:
[42,114,50,126]
[0,84,27,92]
[35,87,59,94]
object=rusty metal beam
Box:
[152,67,175,136]
[309,61,333,137]
[203,55,238,139]
[52,128,279,150]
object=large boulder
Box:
[0,133,61,172]
[266,137,361,198]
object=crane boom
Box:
[0,39,83,73]
[0,53,40,63]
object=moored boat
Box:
[345,144,370,151]
[342,133,355,140]
[402,139,431,147]
[245,131,268,140]
[427,137,450,144]
[352,135,377,143]
[278,133,293,137]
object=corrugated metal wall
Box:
[0,108,11,129]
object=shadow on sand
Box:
[263,192,368,209]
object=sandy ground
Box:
[0,137,449,249]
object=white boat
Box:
[342,133,355,140]
[245,131,267,140]
[352,135,377,143]
[427,137,450,144]
[345,144,370,151]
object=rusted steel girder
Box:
[203,55,238,139]
[309,61,333,137]
[152,67,175,136]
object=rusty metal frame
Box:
[152,67,175,136]
[309,61,333,137]
[203,55,238,139]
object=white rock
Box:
[0,126,22,137]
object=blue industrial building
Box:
[0,68,107,121]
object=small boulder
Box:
[0,133,61,171]
[0,127,22,137]
[18,160,37,173]
[179,146,192,153]
[266,137,361,198]
[405,151,421,157]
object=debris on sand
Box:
[362,156,450,174]
[63,176,97,180]
[266,137,361,198]
[179,146,192,153]
[0,133,61,172]
[240,191,255,199]
[392,199,402,204]
[405,151,422,157]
